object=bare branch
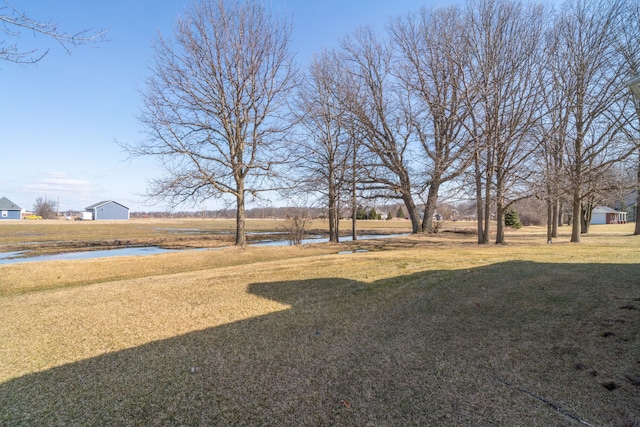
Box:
[123,0,297,246]
[0,0,106,63]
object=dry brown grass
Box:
[0,221,639,425]
[0,217,411,255]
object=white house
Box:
[590,206,627,225]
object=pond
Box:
[252,233,408,247]
[0,233,408,265]
[0,246,183,265]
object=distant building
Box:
[85,200,130,220]
[0,197,22,220]
[590,206,627,225]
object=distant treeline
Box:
[130,206,358,220]
[129,205,403,220]
[68,198,557,225]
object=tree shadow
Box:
[1,262,638,426]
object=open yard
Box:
[0,220,639,425]
[0,217,413,256]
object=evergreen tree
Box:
[505,209,522,229]
[356,205,367,220]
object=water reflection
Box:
[338,249,370,255]
[0,234,408,265]
[0,246,180,265]
[252,234,407,247]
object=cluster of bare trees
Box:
[293,0,640,244]
[537,0,639,242]
[127,0,640,246]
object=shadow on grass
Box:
[1,262,639,426]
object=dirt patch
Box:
[625,375,640,387]
[601,381,620,391]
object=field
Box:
[0,219,639,426]
[0,217,412,256]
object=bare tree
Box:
[341,27,424,234]
[390,5,473,234]
[549,0,634,242]
[0,0,105,64]
[293,50,354,242]
[284,211,309,245]
[617,0,640,235]
[538,17,573,242]
[125,0,297,246]
[461,0,547,244]
[33,196,56,219]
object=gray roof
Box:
[593,205,620,213]
[0,197,21,210]
[85,200,129,210]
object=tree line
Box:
[123,0,640,246]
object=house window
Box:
[1,211,7,217]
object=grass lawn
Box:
[0,221,638,425]
[0,217,412,255]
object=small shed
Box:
[0,197,22,220]
[85,200,130,220]
[591,206,627,225]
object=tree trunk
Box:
[635,148,640,235]
[328,180,338,243]
[351,209,357,240]
[351,145,358,241]
[481,144,494,245]
[581,203,593,234]
[403,193,422,234]
[547,200,553,243]
[474,153,485,244]
[476,199,485,244]
[571,131,582,243]
[482,172,492,245]
[570,194,581,243]
[495,171,505,244]
[335,202,340,242]
[552,199,559,238]
[235,189,246,247]
[495,208,504,244]
[421,180,441,233]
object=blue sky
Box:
[1,0,456,212]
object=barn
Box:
[85,200,130,220]
[590,206,627,225]
[0,197,22,220]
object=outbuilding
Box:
[85,200,130,220]
[590,206,627,225]
[0,197,22,220]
